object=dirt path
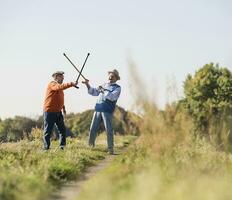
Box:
[49,150,123,200]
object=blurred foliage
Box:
[76,62,232,200]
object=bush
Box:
[183,63,232,147]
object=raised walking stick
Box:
[63,53,89,81]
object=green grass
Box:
[0,134,134,200]
[77,137,232,200]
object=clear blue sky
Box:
[1,0,232,118]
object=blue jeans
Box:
[43,112,66,149]
[89,112,114,151]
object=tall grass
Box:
[0,134,133,200]
[77,61,232,200]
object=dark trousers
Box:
[43,112,66,149]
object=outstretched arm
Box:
[82,79,90,90]
[50,81,76,91]
[82,79,100,96]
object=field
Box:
[77,135,232,200]
[72,62,232,200]
[1,63,232,200]
[0,134,135,200]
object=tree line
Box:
[0,107,140,142]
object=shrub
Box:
[183,63,232,147]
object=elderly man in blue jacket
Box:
[82,69,121,154]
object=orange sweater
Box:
[43,81,74,112]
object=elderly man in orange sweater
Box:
[43,71,77,150]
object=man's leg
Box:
[55,112,66,149]
[101,112,114,153]
[43,112,55,150]
[89,112,102,147]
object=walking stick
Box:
[63,53,89,80]
[75,53,90,84]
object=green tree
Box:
[183,63,232,146]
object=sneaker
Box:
[60,146,64,150]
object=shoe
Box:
[60,146,64,150]
[89,143,95,148]
[108,150,114,155]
